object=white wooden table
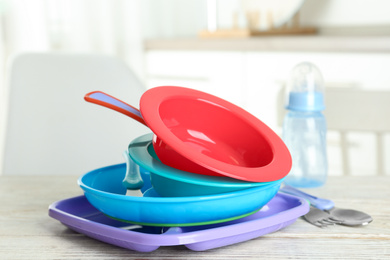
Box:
[1,175,389,259]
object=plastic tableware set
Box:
[48,86,310,252]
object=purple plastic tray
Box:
[48,192,309,252]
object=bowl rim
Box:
[77,163,280,204]
[128,133,283,188]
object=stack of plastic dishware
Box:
[48,86,310,252]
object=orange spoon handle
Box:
[84,91,148,127]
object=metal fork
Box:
[303,206,344,227]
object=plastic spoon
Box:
[280,185,334,210]
[279,185,373,226]
[84,91,146,126]
[84,91,147,190]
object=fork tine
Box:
[303,206,340,227]
[321,219,337,225]
[312,221,326,227]
[316,220,336,227]
[329,217,344,224]
[317,220,333,226]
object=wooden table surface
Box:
[1,175,389,259]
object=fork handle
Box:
[279,185,335,210]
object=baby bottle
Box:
[282,62,328,188]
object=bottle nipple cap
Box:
[285,62,325,111]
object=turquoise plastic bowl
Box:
[128,133,284,197]
[78,163,281,226]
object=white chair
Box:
[0,52,150,175]
[277,86,390,176]
[324,88,390,176]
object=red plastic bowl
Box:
[140,86,291,182]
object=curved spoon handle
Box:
[279,185,335,210]
[122,150,144,190]
[84,91,147,126]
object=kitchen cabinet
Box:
[145,50,246,107]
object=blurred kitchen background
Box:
[0,0,389,176]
